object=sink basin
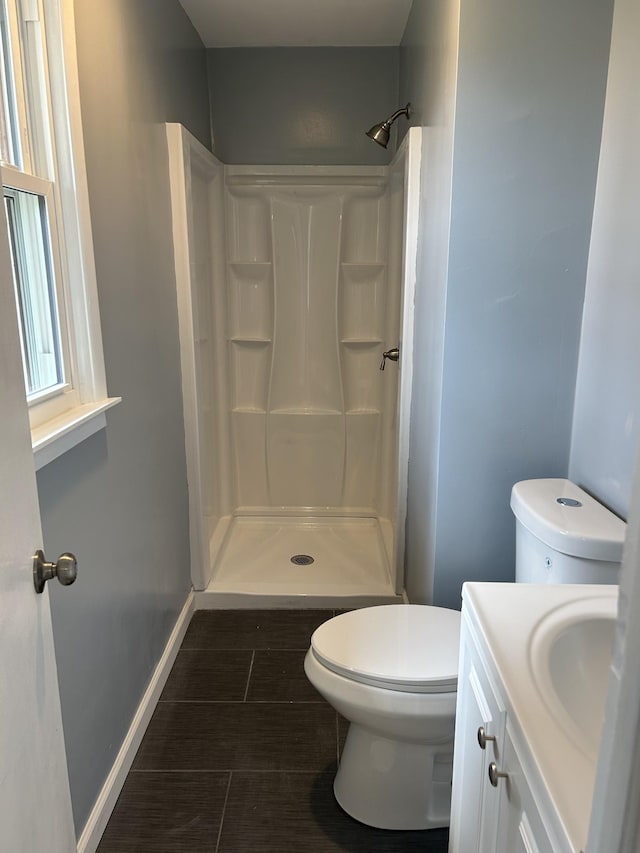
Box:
[529,594,618,761]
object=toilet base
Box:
[333,722,453,830]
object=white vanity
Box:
[449,582,618,853]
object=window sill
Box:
[32,397,122,470]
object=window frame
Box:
[0,0,119,469]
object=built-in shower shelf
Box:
[269,407,343,415]
[228,261,273,270]
[231,407,379,416]
[229,336,272,344]
[226,169,388,188]
[340,262,385,271]
[340,338,383,345]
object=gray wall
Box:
[401,0,613,609]
[433,0,613,608]
[569,0,640,520]
[207,47,399,164]
[400,0,460,604]
[36,0,210,834]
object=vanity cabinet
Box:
[493,731,555,853]
[449,622,505,851]
[449,599,559,853]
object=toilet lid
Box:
[311,604,461,694]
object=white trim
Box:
[390,126,422,595]
[2,167,77,419]
[166,122,215,590]
[77,592,195,853]
[166,122,228,591]
[44,0,107,404]
[587,446,640,852]
[32,395,120,469]
[3,0,115,461]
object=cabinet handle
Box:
[477,726,496,750]
[488,762,508,787]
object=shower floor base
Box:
[196,515,402,609]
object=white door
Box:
[0,196,76,847]
[493,733,555,853]
[449,629,505,853]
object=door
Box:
[449,627,506,853]
[493,732,555,853]
[0,188,76,847]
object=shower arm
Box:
[385,105,410,126]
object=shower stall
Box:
[167,123,421,606]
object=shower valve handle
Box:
[380,347,400,370]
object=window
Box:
[5,185,66,398]
[0,0,118,468]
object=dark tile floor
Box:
[97,609,450,852]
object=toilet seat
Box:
[311,604,460,694]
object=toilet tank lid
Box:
[510,478,626,562]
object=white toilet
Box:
[511,478,625,583]
[305,604,460,829]
[304,477,626,830]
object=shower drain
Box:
[291,554,314,566]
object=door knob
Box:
[477,726,497,750]
[488,761,508,788]
[33,550,78,594]
[380,347,400,370]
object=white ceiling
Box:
[178,0,413,48]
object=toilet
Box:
[511,478,625,583]
[305,604,460,830]
[304,477,626,830]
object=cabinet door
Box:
[493,731,555,853]
[449,632,506,853]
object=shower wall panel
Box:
[225,167,395,513]
[167,124,232,589]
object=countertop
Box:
[462,582,618,853]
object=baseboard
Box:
[77,591,195,853]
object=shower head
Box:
[365,103,411,148]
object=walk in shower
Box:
[167,124,421,606]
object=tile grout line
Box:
[129,768,340,774]
[177,647,313,652]
[215,771,233,853]
[157,701,326,705]
[157,699,326,704]
[243,650,256,702]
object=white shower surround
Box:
[167,124,421,606]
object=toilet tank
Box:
[510,478,626,584]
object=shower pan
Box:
[167,124,421,607]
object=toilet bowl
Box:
[304,604,460,830]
